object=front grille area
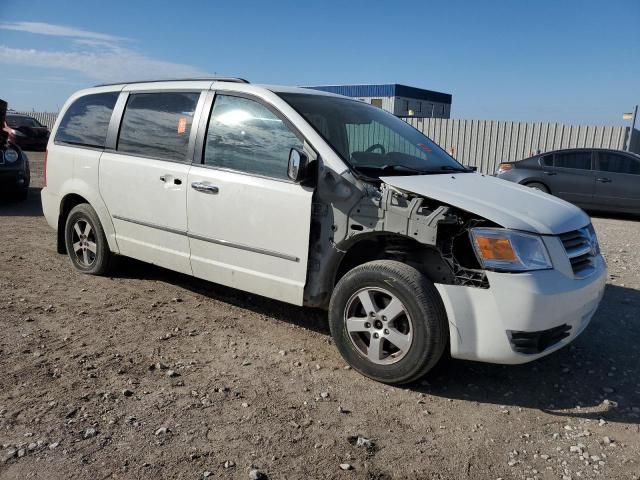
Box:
[509,324,572,354]
[559,227,598,278]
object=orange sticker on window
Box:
[177,117,187,134]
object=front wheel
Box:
[329,260,448,384]
[64,203,113,275]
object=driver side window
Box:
[345,121,427,161]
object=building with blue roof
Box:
[306,84,452,118]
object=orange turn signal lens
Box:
[474,235,517,261]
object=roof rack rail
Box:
[94,77,250,87]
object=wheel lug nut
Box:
[382,316,387,321]
[373,333,379,339]
[384,329,389,335]
[369,311,375,317]
[365,322,371,328]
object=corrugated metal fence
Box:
[403,117,639,174]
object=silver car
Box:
[496,148,640,215]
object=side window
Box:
[118,91,200,161]
[55,92,119,147]
[541,154,553,166]
[554,151,591,170]
[204,95,302,179]
[597,152,640,175]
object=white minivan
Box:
[42,78,607,384]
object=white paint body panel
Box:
[99,152,192,275]
[187,166,313,305]
[381,173,591,234]
[437,253,607,364]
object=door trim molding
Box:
[112,215,299,262]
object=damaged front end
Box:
[303,166,494,309]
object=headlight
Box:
[470,227,552,272]
[4,149,19,163]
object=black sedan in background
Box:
[3,113,50,151]
[496,148,640,215]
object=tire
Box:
[525,182,549,193]
[329,260,448,385]
[64,203,113,275]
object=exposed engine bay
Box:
[303,165,494,308]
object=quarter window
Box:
[55,92,119,148]
[203,95,302,179]
[118,92,200,161]
[554,151,591,170]
[597,152,640,175]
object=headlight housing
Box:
[470,227,552,272]
[4,149,19,163]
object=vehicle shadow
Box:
[112,256,639,425]
[113,256,330,336]
[0,187,43,217]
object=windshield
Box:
[6,115,44,128]
[277,93,467,177]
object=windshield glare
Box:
[278,93,466,177]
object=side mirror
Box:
[465,165,478,172]
[288,148,308,182]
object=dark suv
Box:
[3,113,50,151]
[496,148,640,215]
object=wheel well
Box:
[334,234,454,288]
[57,194,89,254]
[522,180,550,192]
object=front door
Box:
[187,93,313,305]
[594,151,640,212]
[545,150,596,208]
[100,90,202,274]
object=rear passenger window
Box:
[554,151,591,170]
[203,95,302,179]
[597,152,640,175]
[55,92,119,148]
[118,92,200,161]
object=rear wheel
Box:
[525,182,549,193]
[64,204,112,275]
[329,260,448,384]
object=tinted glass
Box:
[204,95,302,179]
[55,92,119,147]
[554,151,591,170]
[118,92,200,161]
[541,154,553,166]
[278,93,465,178]
[7,115,43,128]
[597,152,640,175]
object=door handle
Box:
[542,171,557,176]
[191,182,219,194]
[596,177,612,183]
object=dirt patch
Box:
[1,152,639,479]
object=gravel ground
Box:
[1,152,639,480]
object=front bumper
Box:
[0,168,29,191]
[436,253,607,364]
